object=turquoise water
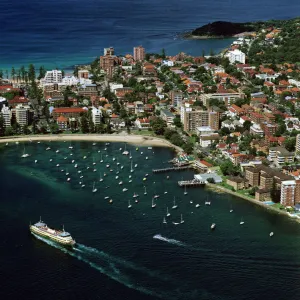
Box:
[1,141,300,299]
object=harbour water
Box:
[2,0,300,70]
[1,141,300,299]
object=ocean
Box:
[1,0,300,70]
[1,141,300,300]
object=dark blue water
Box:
[1,0,300,69]
[1,141,300,299]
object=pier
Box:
[152,165,193,173]
[178,179,205,187]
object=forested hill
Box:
[191,21,257,37]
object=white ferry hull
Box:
[30,225,76,247]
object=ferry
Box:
[30,218,76,247]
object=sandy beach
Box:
[0,134,184,152]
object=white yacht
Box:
[151,198,156,208]
[211,223,216,230]
[92,182,97,193]
[166,207,171,217]
[172,198,178,209]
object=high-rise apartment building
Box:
[92,107,102,125]
[133,46,145,61]
[104,47,114,56]
[180,103,208,132]
[170,90,183,107]
[42,70,63,84]
[100,55,117,78]
[280,180,300,206]
[1,105,11,127]
[296,134,300,153]
[209,111,220,130]
[14,104,30,126]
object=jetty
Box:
[178,179,205,187]
[152,165,193,173]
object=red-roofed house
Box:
[194,160,213,172]
[57,115,68,130]
[52,107,86,120]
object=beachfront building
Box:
[13,104,30,126]
[133,46,145,62]
[92,107,102,125]
[161,109,175,126]
[280,180,300,206]
[42,70,63,84]
[269,147,294,166]
[1,105,11,127]
[52,107,86,120]
[227,49,246,64]
[57,115,68,131]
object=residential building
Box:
[245,167,260,187]
[78,70,89,79]
[135,101,144,115]
[227,49,246,64]
[57,115,68,130]
[92,107,102,125]
[226,177,249,190]
[104,47,114,56]
[100,55,117,78]
[42,70,63,84]
[250,124,264,136]
[181,103,209,132]
[269,147,294,165]
[52,107,86,120]
[255,189,271,201]
[78,84,98,97]
[194,160,213,172]
[200,90,245,107]
[296,134,300,153]
[1,105,11,127]
[199,134,220,147]
[281,180,297,206]
[161,109,175,126]
[133,46,145,61]
[14,104,31,126]
[208,111,220,130]
[135,118,150,129]
[170,90,183,107]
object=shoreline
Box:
[206,183,299,222]
[0,134,184,153]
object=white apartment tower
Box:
[1,105,11,127]
[92,107,102,125]
[227,49,246,64]
[15,104,30,126]
[43,70,63,84]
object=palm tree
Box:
[11,67,16,82]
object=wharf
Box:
[152,165,193,173]
[178,179,205,187]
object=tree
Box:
[161,48,166,59]
[80,113,90,133]
[243,120,252,131]
[150,118,166,135]
[0,114,5,136]
[207,177,216,184]
[284,137,296,152]
[220,160,240,176]
[173,116,182,128]
[11,67,16,81]
[38,66,46,80]
[28,64,36,82]
[183,142,194,154]
[0,70,3,79]
[20,66,26,82]
[50,123,59,134]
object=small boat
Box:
[34,160,38,163]
[75,164,78,168]
[49,159,53,162]
[146,157,148,160]
[163,217,167,224]
[270,232,274,237]
[166,207,171,217]
[240,218,245,225]
[152,198,156,208]
[140,152,143,155]
[205,201,211,206]
[164,191,168,194]
[180,214,184,224]
[129,175,132,179]
[100,154,103,163]
[105,143,110,146]
[112,157,116,161]
[190,200,193,204]
[99,173,103,182]
[56,164,60,167]
[230,209,233,213]
[119,181,123,185]
[120,165,124,169]
[61,169,64,172]
[184,185,188,195]
[72,160,75,163]
[130,161,134,173]
[148,147,152,150]
[106,164,110,168]
[123,188,128,192]
[92,182,97,193]
[128,200,132,208]
[66,171,69,176]
[172,222,180,225]
[67,178,71,182]
[145,174,149,177]
[77,170,81,174]
[80,176,83,179]
[46,147,51,151]
[83,156,87,159]
[104,196,109,199]
[135,199,139,203]
[56,150,59,153]
[134,164,138,168]
[119,148,122,151]
[172,198,178,209]
[104,173,107,176]
[143,177,147,181]
[154,195,160,199]
[136,147,139,151]
[92,143,96,146]
[115,176,119,179]
[133,193,139,198]
[81,184,85,188]
[122,150,129,155]
[129,179,132,183]
[144,186,147,195]
[195,204,200,208]
[109,199,113,204]
[211,223,216,230]
[68,146,73,149]
[21,147,30,158]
